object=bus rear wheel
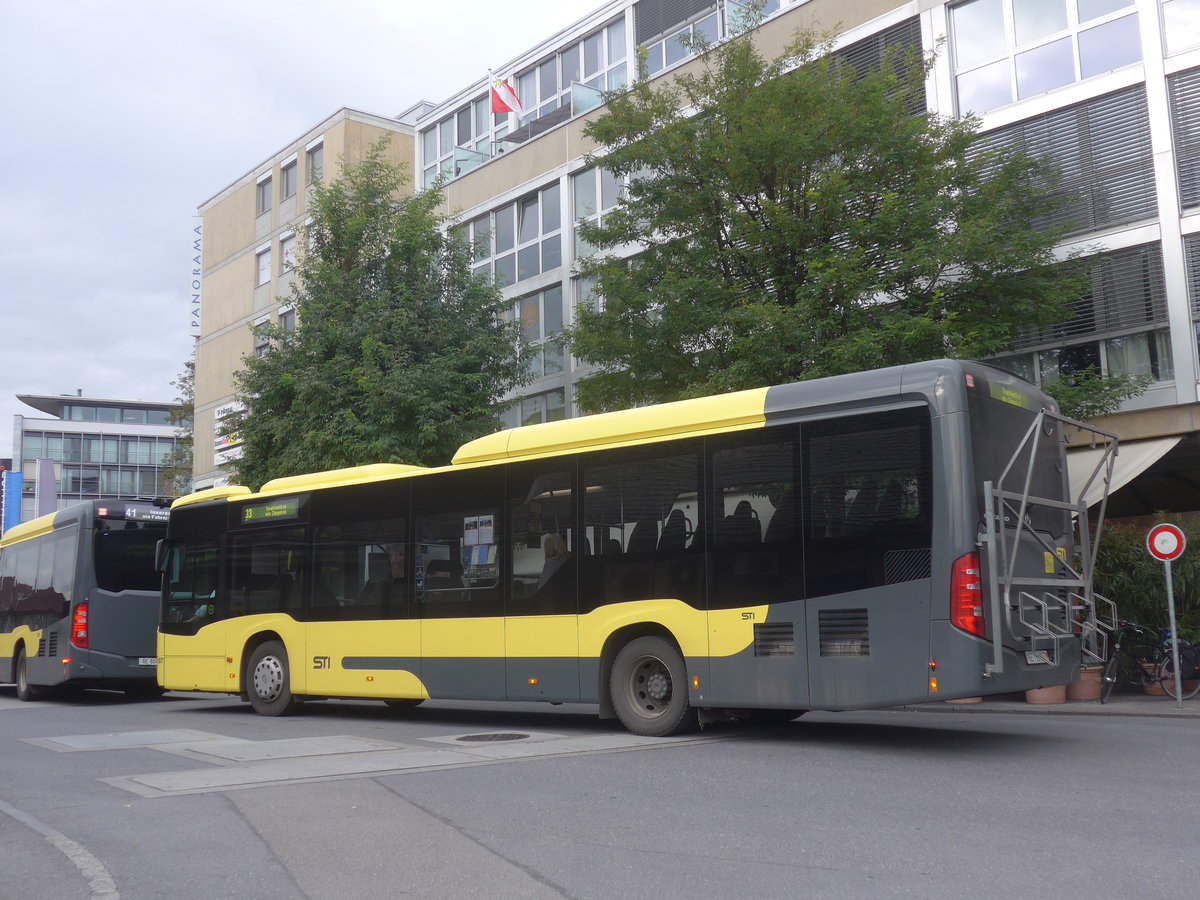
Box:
[15,648,45,702]
[610,636,697,737]
[247,641,298,716]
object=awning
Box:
[1067,436,1181,508]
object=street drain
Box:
[455,733,531,743]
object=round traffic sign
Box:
[1147,523,1186,562]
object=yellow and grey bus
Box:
[2,500,168,700]
[157,360,1114,735]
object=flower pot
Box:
[1067,664,1104,701]
[1025,684,1067,705]
[1142,661,1166,696]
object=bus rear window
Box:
[967,381,1067,537]
[94,529,165,592]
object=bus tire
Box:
[247,641,298,716]
[610,636,697,737]
[15,648,44,702]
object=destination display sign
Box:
[241,497,301,524]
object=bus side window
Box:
[507,466,575,616]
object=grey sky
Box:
[0,0,601,459]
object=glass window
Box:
[803,408,933,597]
[256,177,271,216]
[306,143,324,185]
[280,234,297,272]
[953,0,1009,67]
[256,248,271,286]
[507,467,575,615]
[1163,0,1200,55]
[1077,0,1132,22]
[228,525,308,617]
[1013,0,1068,45]
[1015,37,1075,99]
[279,308,296,332]
[581,447,701,607]
[1078,14,1141,78]
[96,407,120,423]
[122,409,148,424]
[310,519,407,621]
[280,161,297,200]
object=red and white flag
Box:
[491,76,524,117]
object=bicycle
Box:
[1100,621,1170,703]
[1156,639,1200,701]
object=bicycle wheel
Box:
[1157,655,1200,701]
[1100,651,1121,703]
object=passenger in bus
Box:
[538,533,569,590]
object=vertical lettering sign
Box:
[190,217,203,336]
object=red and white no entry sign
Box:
[1147,523,1186,561]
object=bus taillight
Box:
[951,553,986,638]
[70,602,89,649]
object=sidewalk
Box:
[898,690,1200,719]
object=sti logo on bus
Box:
[313,656,330,669]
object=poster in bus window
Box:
[464,516,479,546]
[478,514,494,544]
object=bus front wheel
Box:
[15,648,44,702]
[610,636,697,737]
[247,641,298,716]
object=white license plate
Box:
[138,657,159,667]
[1024,650,1051,665]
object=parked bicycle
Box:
[1157,640,1200,701]
[1100,621,1177,703]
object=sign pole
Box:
[1146,523,1186,710]
[1164,558,1183,710]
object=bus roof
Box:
[172,359,1032,509]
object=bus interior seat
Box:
[657,510,690,553]
[721,500,761,546]
[627,518,659,554]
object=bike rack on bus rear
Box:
[981,410,1118,677]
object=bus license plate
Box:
[1024,651,1051,665]
[138,657,159,667]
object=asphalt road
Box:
[1,687,1195,899]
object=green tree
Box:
[229,140,527,489]
[159,355,194,497]
[566,29,1098,412]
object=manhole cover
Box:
[455,733,530,743]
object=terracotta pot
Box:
[1025,684,1067,705]
[1142,661,1166,696]
[1067,664,1104,701]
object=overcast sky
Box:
[0,0,603,459]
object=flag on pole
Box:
[491,75,524,117]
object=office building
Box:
[192,0,1200,514]
[10,393,183,523]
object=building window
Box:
[256,247,272,286]
[512,285,565,379]
[501,388,567,428]
[572,166,624,258]
[467,182,562,287]
[280,160,297,201]
[280,233,297,272]
[256,176,272,216]
[253,324,270,358]
[1163,0,1200,56]
[306,142,324,185]
[950,0,1140,114]
[279,308,296,332]
[996,242,1174,387]
[517,16,628,123]
[421,96,496,189]
[973,85,1154,237]
[1170,66,1200,212]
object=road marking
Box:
[80,728,729,797]
[0,797,119,900]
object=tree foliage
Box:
[229,141,527,489]
[159,355,194,497]
[566,29,1092,411]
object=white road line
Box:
[0,797,119,899]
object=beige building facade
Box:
[192,109,418,488]
[193,0,1200,513]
